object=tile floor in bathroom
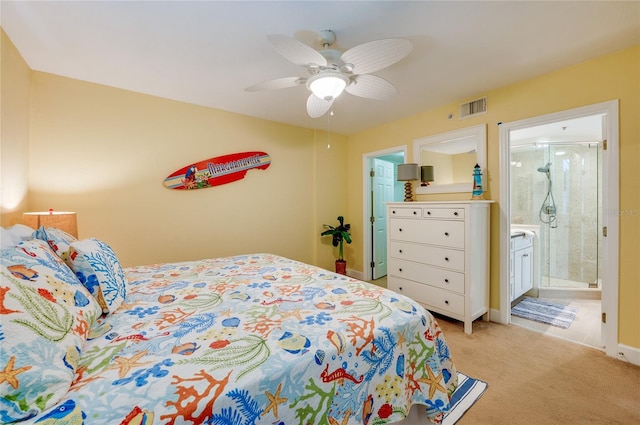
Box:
[510,297,602,349]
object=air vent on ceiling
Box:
[459,97,487,119]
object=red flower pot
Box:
[335,260,347,275]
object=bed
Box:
[1,226,458,424]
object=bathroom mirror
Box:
[413,123,487,194]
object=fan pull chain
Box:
[327,109,333,149]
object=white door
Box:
[372,158,394,279]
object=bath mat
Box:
[511,297,578,329]
[442,372,488,424]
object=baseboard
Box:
[489,308,503,323]
[617,344,640,366]
[347,268,364,281]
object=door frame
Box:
[498,100,619,358]
[362,145,407,282]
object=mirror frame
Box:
[413,123,487,194]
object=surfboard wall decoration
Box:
[164,151,271,190]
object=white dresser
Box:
[386,201,491,334]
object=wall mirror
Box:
[413,123,487,194]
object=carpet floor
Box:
[434,315,640,425]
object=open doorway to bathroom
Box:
[510,120,602,347]
[499,100,619,357]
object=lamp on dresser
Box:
[23,209,78,238]
[397,163,420,202]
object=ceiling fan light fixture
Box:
[308,73,349,100]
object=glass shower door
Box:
[511,141,602,290]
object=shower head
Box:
[537,162,551,173]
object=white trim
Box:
[498,100,619,359]
[361,145,408,282]
[617,344,640,367]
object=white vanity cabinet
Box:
[386,201,491,334]
[510,234,534,302]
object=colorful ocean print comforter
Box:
[22,254,458,424]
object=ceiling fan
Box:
[245,30,413,118]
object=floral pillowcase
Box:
[64,238,127,314]
[0,239,102,422]
[33,226,78,260]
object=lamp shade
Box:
[421,165,435,182]
[308,73,348,100]
[23,210,78,238]
[397,163,420,181]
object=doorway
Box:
[361,146,407,282]
[499,100,619,357]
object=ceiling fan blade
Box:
[341,38,413,75]
[346,74,398,100]
[245,77,304,92]
[306,93,334,118]
[267,34,328,67]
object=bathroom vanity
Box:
[510,231,534,301]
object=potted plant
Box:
[321,216,352,275]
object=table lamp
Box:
[397,163,420,202]
[23,209,78,238]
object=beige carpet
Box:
[435,316,640,425]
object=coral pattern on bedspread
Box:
[18,254,458,424]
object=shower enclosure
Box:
[510,141,602,291]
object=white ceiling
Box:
[2,1,639,135]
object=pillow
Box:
[65,238,127,314]
[8,224,36,241]
[1,224,36,248]
[1,227,21,249]
[0,239,102,422]
[32,226,78,260]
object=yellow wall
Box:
[25,72,349,269]
[347,46,640,348]
[0,30,31,225]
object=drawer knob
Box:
[444,278,449,284]
[392,210,396,214]
[399,249,403,254]
[444,232,449,236]
[399,228,403,232]
[399,268,403,272]
[454,211,458,216]
[444,257,449,262]
[413,211,417,215]
[445,300,449,305]
[399,286,403,291]
[427,211,432,215]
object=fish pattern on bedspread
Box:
[22,254,458,424]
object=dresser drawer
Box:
[389,241,465,271]
[388,258,464,294]
[389,218,465,248]
[422,207,465,220]
[388,277,464,316]
[388,207,422,218]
